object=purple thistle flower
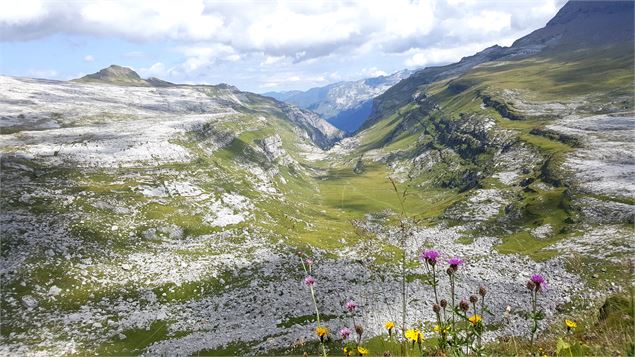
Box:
[304,275,315,286]
[305,258,313,266]
[345,300,358,312]
[339,327,352,339]
[530,274,548,292]
[448,257,463,271]
[420,249,440,266]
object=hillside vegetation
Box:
[1,2,633,355]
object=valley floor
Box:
[1,75,633,356]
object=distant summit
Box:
[75,65,174,87]
[265,69,413,133]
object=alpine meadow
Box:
[0,1,634,356]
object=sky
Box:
[0,0,566,93]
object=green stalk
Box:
[530,289,537,348]
[310,285,327,357]
[450,274,456,331]
[431,266,439,306]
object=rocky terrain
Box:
[1,1,634,356]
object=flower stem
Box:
[530,289,537,349]
[401,221,407,340]
[309,286,326,357]
[450,274,456,331]
[431,266,439,306]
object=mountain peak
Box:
[98,65,141,79]
[75,65,149,86]
[512,0,634,49]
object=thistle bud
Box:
[355,324,364,338]
[433,304,441,313]
[440,299,448,308]
[479,286,487,297]
[446,267,454,276]
[459,299,470,312]
[469,295,478,304]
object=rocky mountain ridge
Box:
[265,69,412,133]
[0,1,633,355]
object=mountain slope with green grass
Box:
[1,1,633,355]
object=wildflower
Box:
[432,303,441,313]
[469,295,478,304]
[440,299,448,308]
[345,300,358,313]
[405,328,422,343]
[479,286,487,297]
[355,324,364,338]
[384,321,395,330]
[385,321,395,336]
[343,346,352,357]
[448,257,463,271]
[339,327,352,339]
[469,314,482,325]
[530,274,548,292]
[459,299,470,312]
[304,275,315,286]
[420,249,440,266]
[565,319,577,331]
[357,346,369,356]
[433,324,450,334]
[503,305,511,321]
[315,326,328,341]
[305,258,313,267]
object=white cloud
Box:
[0,0,565,91]
[404,42,491,67]
[260,55,287,66]
[140,62,170,78]
[0,0,47,25]
[26,69,58,78]
[83,55,95,62]
[177,44,240,72]
[360,67,387,77]
[0,0,561,62]
[260,72,329,89]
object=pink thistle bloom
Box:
[305,258,314,266]
[304,275,315,286]
[339,327,352,339]
[345,300,358,312]
[420,249,440,266]
[448,257,463,268]
[530,274,548,292]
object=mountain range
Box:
[264,69,412,133]
[1,1,633,355]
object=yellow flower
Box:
[315,326,328,340]
[565,319,577,329]
[343,347,352,356]
[385,321,395,330]
[405,328,423,343]
[357,346,369,355]
[468,314,482,325]
[433,324,450,334]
